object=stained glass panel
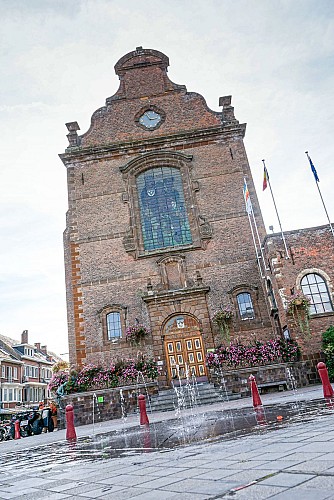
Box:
[137,167,193,251]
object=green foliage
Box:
[322,326,334,382]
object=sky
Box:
[0,0,333,356]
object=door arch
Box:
[163,314,207,382]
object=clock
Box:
[138,110,162,129]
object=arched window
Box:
[237,292,255,320]
[300,273,333,315]
[106,312,122,339]
[137,167,192,251]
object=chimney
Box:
[41,345,48,355]
[21,330,28,344]
[34,343,41,350]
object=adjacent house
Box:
[0,330,61,409]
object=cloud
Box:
[0,0,333,356]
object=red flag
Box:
[263,165,268,191]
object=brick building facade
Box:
[60,47,333,386]
[264,225,334,355]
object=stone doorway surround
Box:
[142,286,213,386]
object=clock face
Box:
[139,110,162,129]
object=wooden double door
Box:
[165,335,207,380]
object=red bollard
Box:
[249,374,263,408]
[65,404,77,441]
[138,394,149,425]
[14,420,21,439]
[317,362,334,399]
[142,423,152,451]
[254,406,267,426]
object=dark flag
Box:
[306,151,319,182]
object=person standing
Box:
[49,402,58,431]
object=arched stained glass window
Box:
[137,167,192,251]
[300,273,333,315]
[237,292,255,320]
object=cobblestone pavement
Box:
[0,385,333,499]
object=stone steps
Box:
[147,382,241,413]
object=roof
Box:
[0,334,63,364]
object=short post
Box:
[14,420,21,439]
[249,374,263,408]
[254,406,267,425]
[65,404,77,441]
[138,394,149,425]
[317,362,334,399]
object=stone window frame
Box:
[296,268,334,316]
[120,150,212,258]
[157,254,187,291]
[134,105,166,132]
[229,284,260,329]
[99,304,127,345]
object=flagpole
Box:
[262,160,290,259]
[243,178,265,278]
[305,152,334,239]
[250,207,270,271]
[247,209,265,279]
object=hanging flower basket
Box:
[125,324,150,345]
[286,293,310,313]
[286,292,311,335]
[212,307,233,342]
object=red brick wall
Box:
[264,225,334,353]
[60,48,278,379]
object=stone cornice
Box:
[142,286,210,304]
[59,123,246,166]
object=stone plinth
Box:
[210,360,322,398]
[58,382,158,428]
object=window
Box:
[13,367,18,380]
[106,312,122,339]
[300,273,333,315]
[237,292,255,320]
[266,279,277,311]
[137,167,192,251]
[6,366,12,381]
